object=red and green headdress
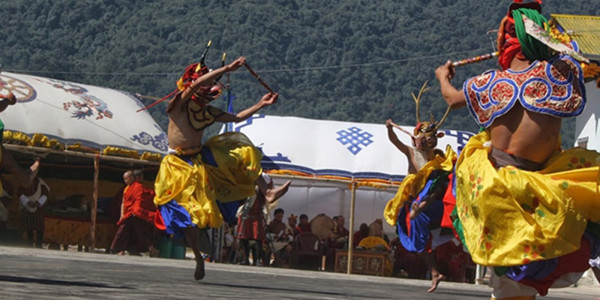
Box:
[497,0,550,70]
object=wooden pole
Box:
[347,180,357,275]
[90,154,99,251]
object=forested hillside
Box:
[1,0,598,146]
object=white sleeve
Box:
[37,195,48,206]
[19,194,30,206]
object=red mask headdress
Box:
[136,41,225,112]
[175,41,225,105]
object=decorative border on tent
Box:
[3,130,164,161]
[262,161,405,186]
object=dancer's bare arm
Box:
[216,92,279,123]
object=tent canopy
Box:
[223,114,474,182]
[0,71,167,158]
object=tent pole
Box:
[347,180,357,275]
[90,154,99,251]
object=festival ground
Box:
[0,246,597,299]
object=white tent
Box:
[223,115,475,235]
[0,71,167,156]
[575,81,600,149]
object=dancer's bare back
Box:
[436,58,562,164]
[489,105,561,163]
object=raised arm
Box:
[215,92,279,123]
[180,57,246,102]
[435,61,466,109]
[385,119,411,157]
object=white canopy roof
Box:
[223,115,474,181]
[0,71,167,155]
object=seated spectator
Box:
[325,215,349,271]
[266,208,293,267]
[357,219,393,276]
[352,223,369,248]
[297,214,311,233]
[287,214,300,237]
[329,215,349,249]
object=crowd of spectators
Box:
[0,168,483,283]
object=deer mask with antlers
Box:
[409,81,451,151]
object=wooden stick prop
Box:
[135,91,176,112]
[452,52,499,67]
[243,63,275,93]
[390,121,414,137]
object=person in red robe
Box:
[110,169,157,255]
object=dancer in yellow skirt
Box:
[435,0,600,298]
[383,82,459,293]
[153,53,290,280]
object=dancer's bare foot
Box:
[427,273,445,293]
[194,258,205,280]
[265,180,291,203]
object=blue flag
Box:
[223,88,236,132]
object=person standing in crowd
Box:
[19,175,49,248]
[110,170,156,256]
[237,173,286,266]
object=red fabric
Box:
[236,196,267,240]
[404,202,412,233]
[117,182,156,225]
[435,241,476,282]
[329,226,349,249]
[441,173,456,229]
[393,240,428,279]
[154,210,166,231]
[110,217,155,253]
[498,15,522,71]
[352,230,368,247]
[297,223,311,233]
[520,237,592,296]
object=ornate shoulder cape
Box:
[463,55,586,128]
